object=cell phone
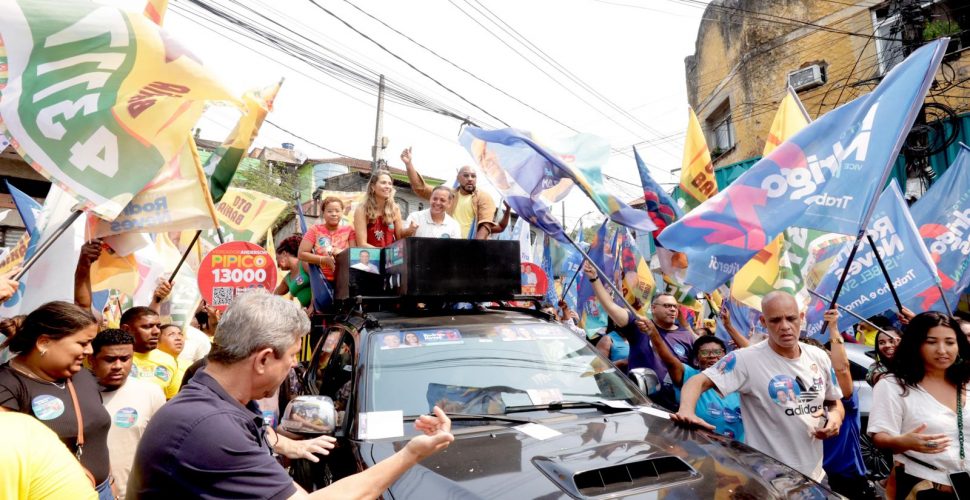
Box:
[949,470,970,499]
[817,407,829,429]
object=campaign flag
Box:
[460,128,656,237]
[731,89,812,308]
[92,136,219,237]
[634,146,681,238]
[206,80,283,203]
[714,298,765,350]
[0,182,41,299]
[675,108,717,212]
[560,224,584,312]
[144,0,168,25]
[904,145,970,312]
[0,0,241,220]
[202,187,287,248]
[541,235,559,306]
[1,185,83,315]
[617,228,654,314]
[805,181,939,337]
[658,40,947,292]
[576,220,610,335]
[516,217,533,263]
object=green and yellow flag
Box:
[198,187,288,253]
[0,0,240,219]
[206,80,283,203]
[675,108,717,212]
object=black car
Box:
[281,305,841,499]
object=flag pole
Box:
[169,230,202,283]
[938,284,955,317]
[866,233,904,313]
[809,289,894,337]
[13,210,83,280]
[560,231,639,317]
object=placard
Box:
[198,241,277,311]
[520,262,548,295]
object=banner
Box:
[616,228,653,314]
[658,40,947,292]
[576,221,610,335]
[206,80,282,203]
[904,145,970,312]
[200,187,288,250]
[0,181,41,275]
[540,235,559,306]
[676,107,717,212]
[559,227,585,312]
[806,181,939,337]
[634,146,681,238]
[0,0,240,219]
[198,241,277,311]
[460,127,656,236]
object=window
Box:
[706,100,735,155]
[872,7,904,75]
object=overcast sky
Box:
[151,0,707,228]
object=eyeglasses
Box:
[699,349,725,357]
[654,303,678,309]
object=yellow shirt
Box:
[857,324,877,347]
[0,412,97,500]
[131,350,180,399]
[453,191,476,238]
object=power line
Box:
[265,119,353,158]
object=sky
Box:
[149,0,708,229]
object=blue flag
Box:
[657,40,947,292]
[460,128,656,238]
[805,181,939,337]
[560,224,585,312]
[541,236,559,306]
[714,298,764,351]
[6,181,41,236]
[577,220,610,335]
[903,144,970,313]
[634,146,682,238]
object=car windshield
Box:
[364,321,646,417]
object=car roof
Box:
[361,307,553,333]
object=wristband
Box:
[589,277,598,283]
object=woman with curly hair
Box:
[353,170,415,248]
[869,312,970,499]
[275,234,312,308]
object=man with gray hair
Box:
[129,291,453,498]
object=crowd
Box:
[1,151,969,500]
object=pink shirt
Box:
[302,224,356,280]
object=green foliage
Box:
[231,160,302,229]
[923,19,961,40]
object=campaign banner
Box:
[634,146,681,238]
[521,262,548,296]
[904,145,970,312]
[92,136,217,237]
[0,0,239,219]
[658,40,947,292]
[676,108,717,212]
[577,221,610,334]
[0,181,41,275]
[198,187,288,253]
[806,181,939,337]
[198,241,277,311]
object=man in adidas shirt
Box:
[672,291,843,481]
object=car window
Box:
[849,360,869,382]
[363,321,646,417]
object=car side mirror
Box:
[280,395,337,435]
[628,368,661,396]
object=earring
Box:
[39,349,47,357]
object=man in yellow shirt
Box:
[122,306,180,399]
[402,148,497,239]
[0,410,98,500]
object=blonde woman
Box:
[353,170,414,248]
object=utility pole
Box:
[371,74,386,174]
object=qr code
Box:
[212,287,235,306]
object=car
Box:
[281,305,842,498]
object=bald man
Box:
[671,291,844,482]
[402,148,497,239]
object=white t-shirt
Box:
[703,341,842,481]
[179,325,211,365]
[868,376,970,484]
[405,209,461,239]
[102,377,165,499]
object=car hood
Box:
[359,409,837,499]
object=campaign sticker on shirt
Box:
[713,352,736,374]
[114,407,139,428]
[705,400,723,418]
[31,394,65,421]
[154,365,172,382]
[261,409,276,428]
[673,343,688,358]
[723,407,741,424]
[767,375,801,407]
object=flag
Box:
[143,0,168,25]
[540,235,559,306]
[203,187,288,248]
[658,40,948,292]
[714,298,764,350]
[515,217,532,263]
[904,145,970,312]
[0,185,83,315]
[764,87,812,155]
[806,181,939,337]
[295,196,309,233]
[460,128,656,237]
[576,221,610,335]
[0,181,41,275]
[206,81,283,203]
[0,0,241,220]
[676,108,717,212]
[617,228,654,314]
[91,136,218,237]
[560,223,584,311]
[634,146,681,238]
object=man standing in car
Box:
[672,291,844,482]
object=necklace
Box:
[10,359,66,389]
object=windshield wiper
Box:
[505,400,635,414]
[406,412,533,424]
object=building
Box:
[685,0,970,195]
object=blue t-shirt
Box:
[606,332,630,362]
[823,391,865,478]
[674,363,744,442]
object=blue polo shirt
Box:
[128,369,296,499]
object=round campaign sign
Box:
[520,262,548,296]
[198,241,277,311]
